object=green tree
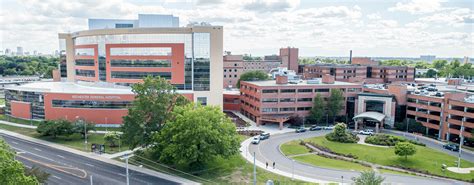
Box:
[0,139,39,184]
[72,121,96,138]
[325,122,358,143]
[309,93,325,124]
[236,70,269,88]
[122,76,190,149]
[37,119,74,138]
[327,89,344,123]
[152,103,240,170]
[394,142,417,160]
[352,170,385,185]
[24,166,50,183]
[104,131,121,147]
[432,60,447,70]
[425,69,437,78]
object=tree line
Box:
[0,56,58,78]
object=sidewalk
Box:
[239,137,332,184]
[0,120,121,134]
[0,128,197,184]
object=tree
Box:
[309,93,325,124]
[394,142,417,160]
[352,171,385,185]
[287,114,304,126]
[325,123,358,143]
[122,76,190,149]
[327,89,344,123]
[152,103,240,170]
[104,131,121,147]
[36,119,74,138]
[432,60,447,70]
[425,69,437,78]
[0,139,39,184]
[72,121,96,138]
[236,70,269,88]
[24,166,50,183]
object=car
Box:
[309,125,323,131]
[443,143,459,151]
[259,132,270,140]
[358,129,374,135]
[251,136,261,144]
[295,127,307,133]
[434,92,444,97]
[323,125,335,130]
[414,90,421,94]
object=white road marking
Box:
[57,155,65,159]
[34,148,42,151]
[85,163,94,167]
[52,175,62,180]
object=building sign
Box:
[71,95,122,100]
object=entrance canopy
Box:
[353,111,386,122]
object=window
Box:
[315,89,329,92]
[262,98,278,103]
[297,89,312,93]
[224,69,227,72]
[197,97,207,106]
[280,98,295,102]
[75,59,95,66]
[262,89,278,93]
[280,89,296,93]
[234,69,237,72]
[297,98,312,102]
[297,107,311,111]
[429,102,441,107]
[110,59,171,67]
[280,107,295,112]
[75,48,94,56]
[224,75,226,78]
[234,75,237,78]
[193,33,210,91]
[52,100,131,109]
[115,23,133,28]
[234,63,237,66]
[111,71,171,79]
[75,69,95,77]
[110,47,172,56]
[407,98,416,103]
[262,108,278,112]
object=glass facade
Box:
[76,69,95,77]
[5,90,45,119]
[111,71,171,79]
[110,59,171,67]
[75,59,95,66]
[110,47,172,56]
[193,33,211,91]
[75,48,94,56]
[52,100,131,109]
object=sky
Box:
[0,0,473,57]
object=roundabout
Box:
[241,130,472,184]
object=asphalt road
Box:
[1,133,179,185]
[249,130,469,185]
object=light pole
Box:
[120,154,134,185]
[76,116,87,152]
[90,175,93,185]
[458,119,465,168]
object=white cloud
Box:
[241,0,300,12]
[389,0,442,14]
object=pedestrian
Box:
[273,162,275,169]
[266,162,268,169]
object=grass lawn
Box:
[0,98,5,105]
[280,140,311,156]
[293,155,371,171]
[0,124,127,154]
[305,136,474,181]
[0,114,41,126]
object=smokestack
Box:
[349,50,352,64]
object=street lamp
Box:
[120,154,134,185]
[458,118,465,168]
[76,116,87,152]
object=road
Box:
[1,133,181,185]
[248,130,469,185]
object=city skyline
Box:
[1,0,473,57]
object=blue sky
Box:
[1,0,473,57]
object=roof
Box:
[353,112,386,122]
[243,80,360,87]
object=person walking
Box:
[272,162,275,169]
[266,162,268,169]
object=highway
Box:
[248,130,470,185]
[1,133,182,185]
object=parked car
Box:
[443,143,459,151]
[323,125,335,130]
[309,125,323,131]
[259,132,270,140]
[251,136,261,144]
[295,127,307,133]
[358,129,374,135]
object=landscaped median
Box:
[281,135,474,182]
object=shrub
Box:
[325,123,359,143]
[364,134,406,146]
[394,142,417,160]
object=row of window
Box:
[76,69,95,77]
[262,98,316,103]
[110,71,172,79]
[110,59,171,67]
[262,88,330,93]
[262,107,312,113]
[52,100,132,109]
[75,59,95,66]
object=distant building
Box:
[464,56,470,64]
[4,48,11,56]
[351,57,379,66]
[420,55,436,63]
[16,47,23,56]
[88,14,179,30]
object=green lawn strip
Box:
[0,114,41,126]
[305,136,474,181]
[94,127,122,132]
[0,98,5,105]
[0,124,127,154]
[293,154,371,171]
[128,152,313,185]
[280,140,311,156]
[378,168,415,176]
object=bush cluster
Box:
[365,134,427,147]
[325,123,359,143]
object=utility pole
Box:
[90,175,93,185]
[253,152,256,185]
[458,119,465,168]
[120,154,134,185]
